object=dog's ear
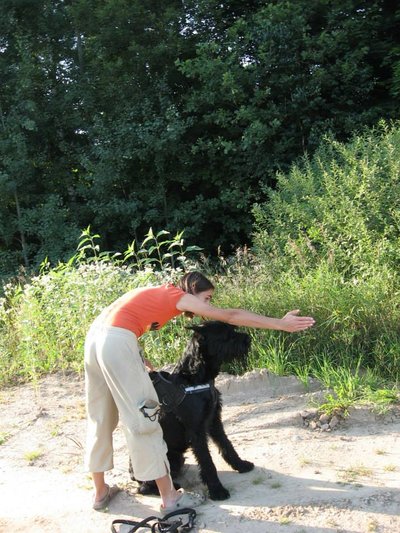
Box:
[176,332,207,381]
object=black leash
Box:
[111,508,197,533]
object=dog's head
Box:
[175,321,251,383]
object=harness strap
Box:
[151,372,186,413]
[184,384,211,394]
[151,371,215,413]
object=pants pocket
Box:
[136,399,161,434]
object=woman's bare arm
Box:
[176,294,315,333]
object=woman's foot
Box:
[93,484,121,511]
[160,488,205,515]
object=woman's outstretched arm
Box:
[176,294,315,333]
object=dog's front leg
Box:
[189,432,231,500]
[209,414,254,474]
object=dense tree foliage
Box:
[0,0,399,274]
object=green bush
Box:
[253,121,400,278]
[248,121,400,382]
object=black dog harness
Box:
[111,508,197,532]
[151,371,215,413]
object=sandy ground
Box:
[0,370,399,533]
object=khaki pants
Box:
[84,323,169,481]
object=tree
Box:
[0,0,399,274]
[0,0,84,272]
[178,0,400,189]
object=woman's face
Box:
[194,289,214,304]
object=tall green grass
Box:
[215,257,399,412]
[216,261,400,379]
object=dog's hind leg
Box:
[209,414,254,474]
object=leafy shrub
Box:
[253,121,400,278]
[247,123,400,383]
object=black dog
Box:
[131,321,254,500]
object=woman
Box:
[84,271,315,512]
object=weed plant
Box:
[0,229,199,385]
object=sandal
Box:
[93,484,121,511]
[160,489,205,515]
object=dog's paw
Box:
[137,480,181,496]
[236,460,255,473]
[137,481,159,496]
[209,486,230,500]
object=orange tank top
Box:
[105,284,185,337]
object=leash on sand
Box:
[111,507,197,532]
